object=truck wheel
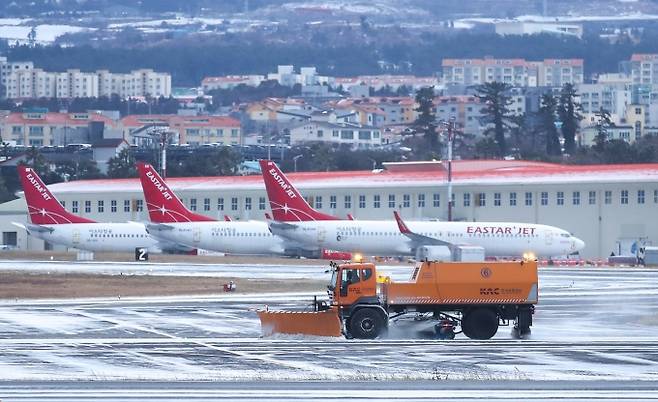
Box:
[462,308,498,340]
[349,308,386,339]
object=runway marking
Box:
[57,306,344,376]
[2,388,658,400]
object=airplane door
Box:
[317,226,326,245]
[72,229,80,245]
[193,227,201,244]
[545,231,554,246]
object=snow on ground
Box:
[0,265,656,382]
[0,24,92,42]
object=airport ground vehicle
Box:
[258,259,538,340]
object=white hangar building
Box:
[1,160,657,259]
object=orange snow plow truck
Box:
[257,259,538,340]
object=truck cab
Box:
[329,262,378,307]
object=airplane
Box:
[258,160,586,258]
[137,162,312,256]
[14,166,164,253]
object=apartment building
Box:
[630,54,658,85]
[0,110,116,146]
[442,57,584,88]
[120,114,241,146]
[0,59,171,99]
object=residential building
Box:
[577,83,631,121]
[0,111,116,146]
[442,57,583,87]
[580,125,634,145]
[0,59,171,99]
[630,54,658,85]
[120,114,241,146]
[435,96,483,136]
[289,121,383,148]
[201,75,265,92]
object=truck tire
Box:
[349,308,386,339]
[462,308,498,340]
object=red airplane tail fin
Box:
[136,162,215,223]
[393,211,411,234]
[259,160,339,222]
[18,165,95,224]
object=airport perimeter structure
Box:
[1,159,657,258]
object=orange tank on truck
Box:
[258,259,538,340]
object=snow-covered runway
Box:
[0,264,657,400]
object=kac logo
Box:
[480,267,492,279]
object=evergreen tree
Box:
[538,94,562,156]
[107,148,137,178]
[413,86,438,151]
[475,82,513,157]
[557,83,583,155]
[594,108,613,152]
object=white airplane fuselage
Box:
[271,220,585,257]
[147,221,287,255]
[25,222,160,253]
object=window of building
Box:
[98,200,104,213]
[317,129,324,138]
[110,200,117,213]
[403,194,410,208]
[204,198,210,211]
[329,195,336,209]
[231,197,238,211]
[433,193,440,208]
[605,190,612,204]
[493,192,501,206]
[373,195,381,208]
[389,194,396,208]
[85,200,91,213]
[135,199,143,212]
[418,194,426,208]
[217,197,224,211]
[124,200,130,212]
[340,130,354,139]
[359,195,366,209]
[72,200,79,213]
[463,193,471,207]
[245,197,252,210]
[573,191,580,205]
[509,192,517,206]
[477,193,486,207]
[541,192,548,206]
[525,192,532,206]
[589,191,596,205]
[190,198,197,211]
[231,129,239,137]
[638,190,645,204]
[655,189,658,203]
[259,197,266,210]
[621,190,628,205]
[557,191,564,206]
[344,195,352,209]
[315,196,322,209]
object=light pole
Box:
[293,154,303,172]
[442,118,456,222]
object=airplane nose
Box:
[572,237,585,251]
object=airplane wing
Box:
[393,211,453,247]
[13,222,54,234]
[268,221,298,231]
[145,223,175,232]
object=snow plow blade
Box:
[257,309,342,337]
